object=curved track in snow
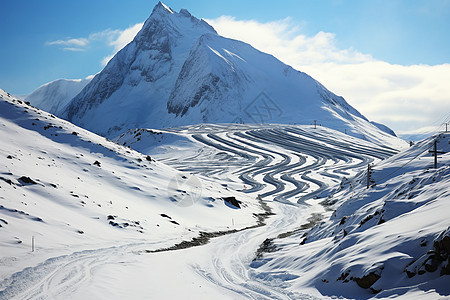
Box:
[163,125,395,206]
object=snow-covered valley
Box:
[2,88,448,299]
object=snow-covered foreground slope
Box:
[25,78,91,116]
[0,90,263,299]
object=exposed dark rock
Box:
[0,177,13,185]
[406,269,416,278]
[353,271,381,289]
[222,196,241,208]
[253,238,278,260]
[441,259,450,276]
[18,176,38,185]
[424,255,440,272]
[337,272,350,281]
[359,214,374,227]
[93,160,101,167]
[404,229,450,278]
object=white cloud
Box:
[46,38,89,47]
[206,16,450,136]
[206,16,373,66]
[109,23,143,52]
[62,47,87,52]
[45,23,143,65]
[101,22,143,66]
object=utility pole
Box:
[366,164,372,189]
[429,139,445,169]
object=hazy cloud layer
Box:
[46,23,143,61]
[206,16,450,136]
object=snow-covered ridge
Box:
[25,78,91,116]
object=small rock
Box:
[18,176,38,185]
[354,271,380,289]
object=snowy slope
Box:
[25,78,91,116]
[61,2,399,145]
[0,89,264,298]
[2,84,446,298]
[252,133,450,299]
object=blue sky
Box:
[0,0,449,134]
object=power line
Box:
[373,133,446,184]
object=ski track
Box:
[1,124,397,299]
[0,243,142,299]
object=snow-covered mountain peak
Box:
[152,1,174,15]
[59,3,403,146]
[142,2,216,40]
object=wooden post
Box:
[429,139,445,169]
[433,140,437,169]
[366,164,371,189]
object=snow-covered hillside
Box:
[0,89,264,298]
[58,2,399,145]
[25,78,91,116]
[1,85,447,298]
[253,132,450,299]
